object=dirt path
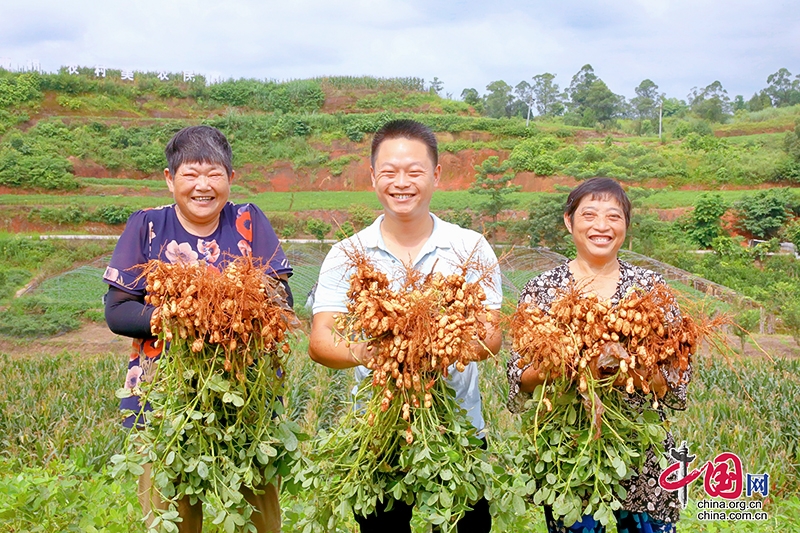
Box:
[0,322,131,358]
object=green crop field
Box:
[1,342,798,532]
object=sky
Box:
[1,0,799,103]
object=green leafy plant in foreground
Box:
[111,340,306,533]
[294,379,515,533]
[511,378,666,527]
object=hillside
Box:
[1,68,800,238]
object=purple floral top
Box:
[103,202,291,427]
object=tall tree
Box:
[566,65,622,126]
[531,73,563,117]
[484,80,514,118]
[429,77,444,95]
[661,97,688,118]
[688,81,731,122]
[566,64,598,113]
[513,80,534,121]
[631,79,659,121]
[747,91,773,112]
[765,68,800,107]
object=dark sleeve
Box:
[103,210,151,293]
[104,286,156,338]
[280,278,294,308]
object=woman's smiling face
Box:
[565,194,627,266]
[166,161,232,235]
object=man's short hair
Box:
[165,125,233,177]
[564,177,632,228]
[371,119,438,168]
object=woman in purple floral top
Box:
[507,178,688,533]
[103,125,291,533]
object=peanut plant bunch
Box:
[510,283,720,526]
[512,283,699,402]
[513,377,667,527]
[335,250,494,438]
[295,378,496,533]
[110,256,304,533]
[297,250,503,532]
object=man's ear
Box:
[370,166,376,188]
[433,164,441,187]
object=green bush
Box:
[439,209,474,230]
[734,188,794,239]
[306,218,331,241]
[91,205,136,225]
[0,151,78,189]
[686,193,728,248]
[207,79,324,113]
[508,136,560,172]
[0,72,42,108]
[327,154,359,176]
[333,221,356,240]
[347,204,376,230]
[34,206,88,225]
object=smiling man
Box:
[309,119,502,533]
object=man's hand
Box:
[309,311,374,369]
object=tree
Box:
[747,91,773,112]
[661,97,688,118]
[764,68,800,107]
[429,77,444,95]
[531,73,563,117]
[688,81,731,122]
[631,79,659,121]
[687,193,727,248]
[306,218,331,241]
[469,156,520,236]
[733,309,760,353]
[484,80,514,118]
[513,80,534,122]
[565,64,622,126]
[460,88,484,113]
[519,194,569,249]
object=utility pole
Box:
[658,94,664,140]
[526,97,535,128]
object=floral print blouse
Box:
[103,202,291,427]
[507,260,689,524]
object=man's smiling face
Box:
[370,137,440,224]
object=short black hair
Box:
[165,125,233,177]
[564,177,632,227]
[371,119,438,168]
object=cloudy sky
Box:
[1,0,798,102]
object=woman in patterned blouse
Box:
[507,178,687,533]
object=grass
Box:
[1,188,790,219]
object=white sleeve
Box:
[473,235,503,310]
[311,243,353,315]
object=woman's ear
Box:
[563,212,573,234]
